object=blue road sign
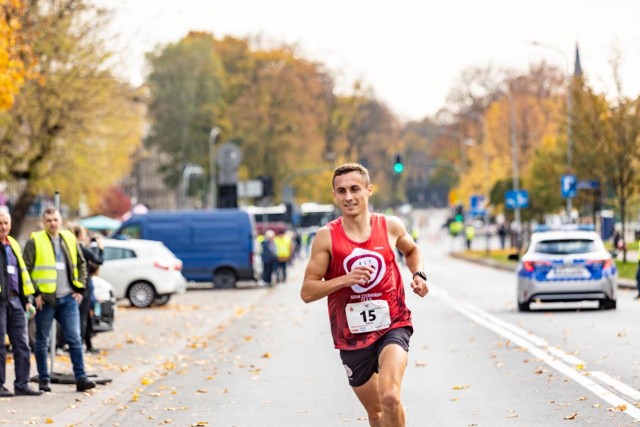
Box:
[561,174,577,198]
[577,179,600,190]
[505,190,529,209]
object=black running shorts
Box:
[339,326,413,387]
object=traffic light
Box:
[393,153,404,174]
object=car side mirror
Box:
[507,253,520,261]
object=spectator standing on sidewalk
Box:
[0,210,42,397]
[72,225,103,353]
[22,207,95,393]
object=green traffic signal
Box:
[393,153,404,174]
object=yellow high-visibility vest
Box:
[274,234,292,260]
[3,236,35,296]
[30,230,83,294]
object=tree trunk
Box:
[10,188,37,239]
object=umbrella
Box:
[79,215,122,231]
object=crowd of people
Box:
[1,207,104,397]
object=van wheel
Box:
[517,301,530,312]
[128,282,155,308]
[213,269,236,289]
[154,294,171,306]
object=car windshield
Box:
[534,239,597,255]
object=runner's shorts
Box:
[339,326,413,387]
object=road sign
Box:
[505,190,529,209]
[561,174,577,198]
[577,179,599,190]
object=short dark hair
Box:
[41,207,60,219]
[332,163,370,188]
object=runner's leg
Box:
[352,373,382,427]
[377,344,408,427]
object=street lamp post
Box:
[530,41,573,220]
[209,127,220,209]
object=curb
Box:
[449,252,636,290]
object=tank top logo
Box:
[343,248,386,293]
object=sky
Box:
[97,0,640,122]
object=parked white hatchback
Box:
[100,238,187,308]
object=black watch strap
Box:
[413,271,427,281]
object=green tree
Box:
[0,0,142,237]
[146,31,226,190]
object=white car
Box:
[514,225,618,311]
[100,238,187,308]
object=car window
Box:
[103,246,137,261]
[119,224,141,239]
[534,239,597,255]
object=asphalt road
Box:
[2,209,639,426]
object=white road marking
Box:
[431,286,640,421]
[588,371,640,401]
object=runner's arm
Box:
[388,216,429,297]
[300,227,373,303]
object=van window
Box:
[103,247,137,261]
[119,224,141,239]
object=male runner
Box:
[301,163,429,427]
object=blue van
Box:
[113,209,257,288]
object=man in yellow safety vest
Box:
[0,210,42,396]
[22,207,94,393]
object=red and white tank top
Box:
[325,214,412,350]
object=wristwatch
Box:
[413,271,427,281]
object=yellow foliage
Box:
[0,0,35,111]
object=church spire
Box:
[574,43,582,77]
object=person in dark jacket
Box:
[0,210,42,396]
[72,225,103,353]
[261,230,277,286]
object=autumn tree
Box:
[0,0,35,110]
[145,32,226,193]
[0,0,142,236]
[221,41,335,203]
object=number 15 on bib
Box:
[345,300,391,334]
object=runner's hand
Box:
[411,276,429,297]
[347,265,374,286]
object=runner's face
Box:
[333,172,372,215]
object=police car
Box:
[515,225,617,311]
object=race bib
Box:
[345,300,391,334]
[6,265,16,275]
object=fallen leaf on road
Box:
[452,385,469,390]
[414,360,426,367]
[564,412,577,420]
[192,423,209,426]
[44,419,54,424]
[196,389,208,394]
[131,393,140,402]
[575,364,585,370]
[244,336,254,342]
[591,403,600,408]
[609,404,627,411]
[577,396,587,401]
[262,353,271,358]
[161,420,174,424]
[141,377,152,386]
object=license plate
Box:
[552,266,587,278]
